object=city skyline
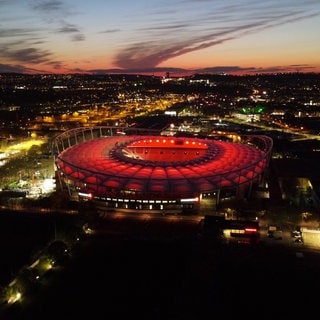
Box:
[0,0,320,76]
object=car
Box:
[291,230,302,238]
[294,237,303,244]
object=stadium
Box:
[52,126,273,215]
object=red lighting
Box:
[245,228,258,233]
[56,132,272,200]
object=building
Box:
[52,126,273,215]
[201,215,260,243]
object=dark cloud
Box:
[139,23,190,31]
[2,47,52,63]
[196,66,253,74]
[0,27,36,38]
[113,2,320,69]
[30,40,46,45]
[31,0,64,14]
[88,64,316,76]
[57,24,80,34]
[88,66,242,76]
[69,67,91,74]
[0,63,46,73]
[0,63,28,73]
[30,0,84,42]
[99,29,121,34]
[0,59,66,74]
[71,34,85,42]
[251,64,316,74]
[89,67,188,75]
[55,23,85,41]
[2,2,97,70]
[46,60,63,69]
[113,35,235,69]
[1,1,318,74]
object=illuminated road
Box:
[226,118,320,141]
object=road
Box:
[226,117,320,141]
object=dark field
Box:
[1,213,320,319]
[0,212,80,286]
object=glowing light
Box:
[78,192,93,199]
[245,228,258,233]
[181,197,199,202]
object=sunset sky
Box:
[0,0,319,76]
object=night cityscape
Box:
[1,0,320,318]
[0,72,320,318]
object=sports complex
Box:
[52,126,273,215]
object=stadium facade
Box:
[52,126,273,215]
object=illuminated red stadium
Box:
[53,127,273,214]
